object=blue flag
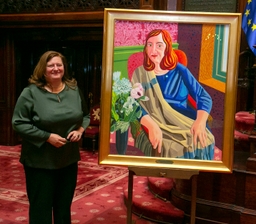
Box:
[242,0,256,56]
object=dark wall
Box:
[0,24,104,145]
[14,33,103,106]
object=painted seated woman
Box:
[131,29,215,160]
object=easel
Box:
[126,166,199,224]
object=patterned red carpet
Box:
[0,145,157,224]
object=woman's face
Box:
[45,56,64,83]
[146,33,166,65]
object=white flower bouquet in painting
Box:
[111,71,149,139]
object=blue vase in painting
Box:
[115,129,128,155]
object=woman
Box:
[12,51,90,224]
[132,29,215,160]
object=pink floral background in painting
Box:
[114,20,178,47]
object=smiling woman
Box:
[11,51,90,224]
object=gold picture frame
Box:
[99,8,241,173]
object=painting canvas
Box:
[99,8,241,172]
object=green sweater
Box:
[12,84,90,169]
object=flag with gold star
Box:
[242,0,256,55]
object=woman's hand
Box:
[141,115,162,153]
[46,133,67,148]
[67,127,84,142]
[47,127,85,147]
[190,110,209,148]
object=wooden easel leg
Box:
[190,175,198,224]
[127,170,134,224]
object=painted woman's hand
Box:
[190,120,207,148]
[148,125,162,154]
[141,115,162,153]
[190,110,209,148]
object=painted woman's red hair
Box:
[143,29,178,71]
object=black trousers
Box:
[24,163,78,224]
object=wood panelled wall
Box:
[0,12,105,145]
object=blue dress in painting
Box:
[132,63,215,160]
[156,63,212,122]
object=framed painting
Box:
[99,8,241,172]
